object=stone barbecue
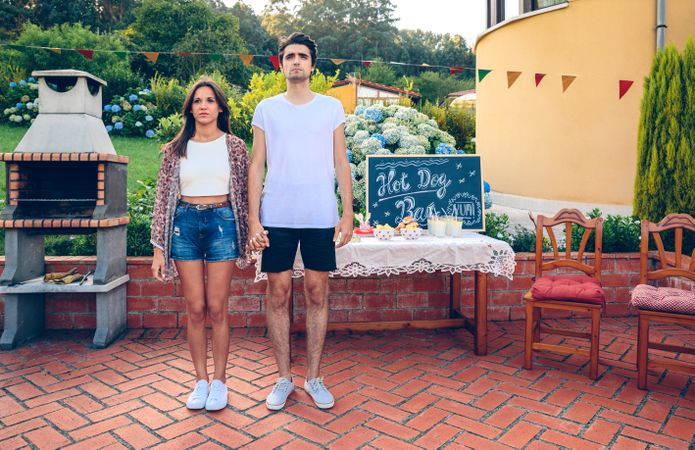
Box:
[0,70,129,349]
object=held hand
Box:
[151,249,166,282]
[334,215,353,248]
[248,222,269,251]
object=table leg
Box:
[474,271,488,356]
[449,272,462,318]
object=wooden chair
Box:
[630,213,695,390]
[524,209,605,379]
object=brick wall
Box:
[0,253,652,330]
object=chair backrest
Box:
[639,213,695,285]
[535,208,604,281]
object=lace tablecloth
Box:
[254,232,516,282]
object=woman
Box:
[151,79,250,411]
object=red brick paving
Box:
[0,318,693,449]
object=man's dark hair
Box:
[278,32,318,67]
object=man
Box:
[247,32,353,410]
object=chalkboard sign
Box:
[366,155,485,231]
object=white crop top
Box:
[179,134,230,196]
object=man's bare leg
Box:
[304,269,329,379]
[265,271,293,378]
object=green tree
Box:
[261,0,297,40]
[32,0,101,30]
[0,0,32,38]
[412,72,474,103]
[634,44,691,220]
[361,61,397,86]
[12,22,141,98]
[675,39,695,216]
[127,0,248,85]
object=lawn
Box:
[0,123,163,198]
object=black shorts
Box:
[261,227,337,273]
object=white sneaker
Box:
[205,379,228,411]
[186,380,209,409]
[304,377,335,409]
[266,377,295,410]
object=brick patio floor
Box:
[0,318,693,449]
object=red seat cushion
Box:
[531,275,605,305]
[630,284,695,315]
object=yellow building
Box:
[327,78,421,114]
[475,0,694,214]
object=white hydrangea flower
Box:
[375,147,392,155]
[360,137,383,155]
[426,119,438,128]
[399,134,420,149]
[382,128,401,145]
[439,131,457,146]
[417,123,438,139]
[352,130,370,146]
[417,135,431,150]
[345,123,360,136]
[356,160,367,178]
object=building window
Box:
[528,0,566,11]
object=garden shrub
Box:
[102,88,160,138]
[1,77,39,125]
[155,113,183,143]
[149,73,187,117]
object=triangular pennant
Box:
[269,55,280,70]
[363,61,372,69]
[209,53,223,61]
[618,80,634,99]
[49,48,61,54]
[561,75,576,92]
[478,69,492,82]
[239,54,253,66]
[143,52,159,64]
[331,58,347,65]
[175,52,192,57]
[421,63,431,67]
[507,71,522,88]
[450,66,464,75]
[77,49,94,60]
[534,73,546,87]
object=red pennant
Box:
[534,73,546,87]
[77,49,94,60]
[269,55,280,70]
[619,80,634,99]
[363,61,372,69]
[450,66,464,75]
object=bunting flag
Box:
[143,52,159,64]
[534,73,546,87]
[618,80,634,99]
[506,71,521,88]
[0,42,473,74]
[77,49,94,60]
[478,69,492,82]
[561,75,576,92]
[239,54,253,66]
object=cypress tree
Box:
[675,39,694,216]
[634,45,685,220]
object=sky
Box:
[224,1,489,47]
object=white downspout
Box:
[656,0,666,50]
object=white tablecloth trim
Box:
[253,234,516,282]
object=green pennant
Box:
[478,69,492,82]
[210,53,223,61]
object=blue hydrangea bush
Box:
[345,104,463,211]
[2,78,39,126]
[102,89,160,138]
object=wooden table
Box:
[255,233,516,356]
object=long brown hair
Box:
[168,78,231,158]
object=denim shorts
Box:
[170,203,239,262]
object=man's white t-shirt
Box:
[252,93,345,228]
